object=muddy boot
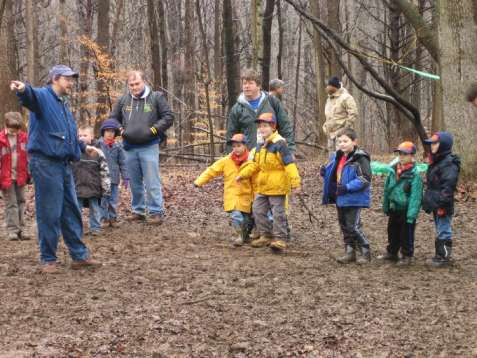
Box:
[8,232,20,241]
[127,213,146,222]
[336,245,356,264]
[231,228,244,247]
[376,252,398,263]
[356,246,371,265]
[251,235,272,248]
[431,240,452,267]
[269,239,287,253]
[249,228,260,241]
[19,231,32,241]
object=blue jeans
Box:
[434,214,453,241]
[101,184,119,221]
[125,144,164,216]
[78,197,102,232]
[29,155,89,264]
[228,210,247,230]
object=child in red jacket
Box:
[0,112,30,240]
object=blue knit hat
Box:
[327,76,341,89]
[100,118,121,137]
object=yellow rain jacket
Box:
[194,155,253,213]
[239,131,300,195]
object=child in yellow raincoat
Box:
[236,112,301,253]
[194,134,253,246]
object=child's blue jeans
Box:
[433,213,453,241]
[102,184,119,221]
[78,197,103,233]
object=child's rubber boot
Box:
[356,246,371,265]
[231,228,244,247]
[269,239,287,253]
[431,240,452,267]
[251,235,272,248]
[336,245,356,264]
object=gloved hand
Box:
[150,127,159,136]
[122,178,129,190]
[336,184,348,196]
[319,165,326,177]
[437,208,446,217]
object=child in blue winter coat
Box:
[321,128,372,264]
[96,119,129,227]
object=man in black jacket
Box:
[111,71,174,224]
[422,131,461,267]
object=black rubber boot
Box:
[336,245,356,264]
[431,240,452,267]
[377,252,399,262]
[356,246,371,264]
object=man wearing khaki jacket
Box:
[323,76,358,152]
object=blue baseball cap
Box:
[48,65,79,81]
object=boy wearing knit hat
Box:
[422,132,461,267]
[97,119,129,227]
[236,112,301,253]
[378,142,423,266]
[194,133,254,246]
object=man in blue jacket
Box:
[10,65,101,274]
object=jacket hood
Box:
[436,131,453,154]
[131,85,151,99]
[329,87,350,98]
[237,91,267,108]
[336,148,370,162]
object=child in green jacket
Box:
[379,142,423,265]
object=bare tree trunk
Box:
[276,0,284,79]
[204,79,215,159]
[147,0,161,89]
[251,0,263,70]
[59,0,68,64]
[310,0,327,145]
[195,0,211,75]
[110,0,124,60]
[95,0,111,128]
[326,0,340,77]
[437,0,477,177]
[77,0,94,124]
[0,0,19,128]
[25,0,37,85]
[261,0,275,91]
[213,0,222,81]
[292,19,302,139]
[184,0,196,148]
[157,0,168,91]
[223,0,241,112]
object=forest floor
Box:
[1,160,477,358]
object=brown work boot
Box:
[71,258,102,270]
[270,239,287,253]
[250,235,272,248]
[128,213,146,222]
[41,262,59,274]
[148,214,164,225]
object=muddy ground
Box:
[0,160,476,357]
